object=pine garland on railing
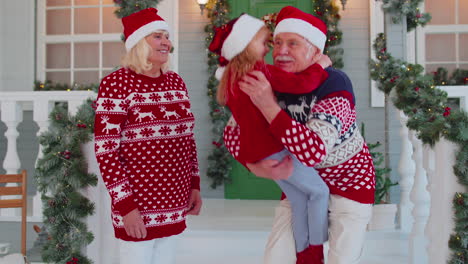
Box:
[34,80,99,92]
[432,68,468,86]
[370,33,468,264]
[379,0,432,31]
[204,0,233,188]
[35,99,97,264]
[204,0,346,188]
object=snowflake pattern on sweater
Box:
[94,68,200,241]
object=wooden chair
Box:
[0,170,27,256]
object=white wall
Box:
[157,0,179,73]
[0,0,35,92]
[0,1,5,91]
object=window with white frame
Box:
[424,0,468,74]
[37,0,126,85]
[370,0,468,107]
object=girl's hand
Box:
[239,71,282,123]
[247,156,293,180]
[317,54,332,69]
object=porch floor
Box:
[1,199,409,264]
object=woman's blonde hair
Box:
[121,30,171,74]
[217,26,269,105]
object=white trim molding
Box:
[369,0,385,107]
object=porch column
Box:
[427,139,464,264]
[32,99,54,218]
[0,101,23,216]
[68,99,84,116]
[422,145,437,264]
[397,112,414,231]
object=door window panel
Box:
[74,7,100,34]
[75,43,99,68]
[46,9,71,35]
[46,44,71,69]
[426,0,455,25]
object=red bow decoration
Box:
[208,17,239,57]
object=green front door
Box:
[224,0,314,200]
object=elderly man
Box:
[223,6,375,264]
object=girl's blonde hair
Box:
[121,30,171,74]
[217,26,269,105]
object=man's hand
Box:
[122,208,147,239]
[247,156,293,180]
[186,189,202,215]
[239,71,281,123]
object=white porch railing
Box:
[0,87,467,263]
[397,85,468,264]
[0,91,95,221]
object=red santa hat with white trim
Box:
[274,6,327,52]
[122,7,170,51]
[208,14,265,80]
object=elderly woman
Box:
[94,8,202,263]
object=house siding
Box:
[340,0,402,203]
[0,0,35,92]
[178,0,222,198]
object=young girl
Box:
[209,14,330,264]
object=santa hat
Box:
[274,6,327,52]
[208,14,265,80]
[122,8,170,51]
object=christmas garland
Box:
[432,67,468,86]
[34,80,98,92]
[370,33,468,264]
[379,0,432,31]
[35,99,97,264]
[204,0,346,188]
[204,0,233,188]
[113,0,162,18]
[312,0,345,69]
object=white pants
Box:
[263,200,296,264]
[327,194,372,264]
[119,235,179,264]
[264,195,372,264]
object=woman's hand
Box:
[239,71,282,123]
[246,156,293,180]
[122,208,147,239]
[186,189,202,215]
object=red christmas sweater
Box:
[227,62,328,165]
[224,68,375,204]
[94,68,200,241]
